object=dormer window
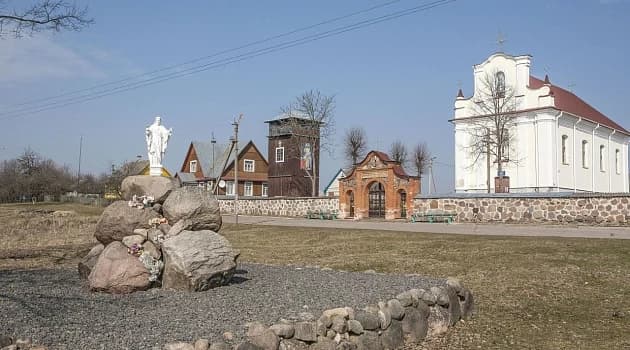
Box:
[189,160,197,173]
[496,71,506,98]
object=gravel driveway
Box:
[1,263,444,350]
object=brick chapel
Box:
[338,151,420,220]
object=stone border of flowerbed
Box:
[162,278,474,350]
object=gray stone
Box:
[377,305,391,330]
[209,342,231,350]
[159,223,171,235]
[347,320,364,335]
[163,342,195,350]
[446,277,464,295]
[236,342,264,350]
[308,338,335,350]
[88,241,151,294]
[247,322,280,350]
[325,330,336,340]
[148,228,164,244]
[168,219,192,236]
[294,322,317,342]
[279,340,308,350]
[401,307,427,343]
[15,337,31,349]
[162,187,222,232]
[354,311,379,331]
[322,308,349,320]
[335,341,356,350]
[133,228,149,237]
[418,289,436,306]
[0,335,13,348]
[318,315,333,328]
[270,324,295,339]
[430,287,450,307]
[122,234,146,248]
[78,243,104,280]
[161,230,239,291]
[386,300,404,321]
[349,331,381,350]
[446,287,461,325]
[427,306,450,337]
[2,345,17,350]
[380,320,403,350]
[94,201,160,245]
[194,339,210,350]
[121,175,179,204]
[395,291,414,307]
[459,287,474,320]
[142,240,162,260]
[330,316,347,334]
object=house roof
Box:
[187,140,267,180]
[529,76,628,134]
[176,172,197,183]
[323,168,346,193]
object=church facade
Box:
[453,53,629,193]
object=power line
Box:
[6,0,405,110]
[0,0,456,120]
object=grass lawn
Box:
[1,203,629,349]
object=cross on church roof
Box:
[496,31,506,52]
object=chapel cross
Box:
[496,31,506,52]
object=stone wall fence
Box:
[414,193,630,226]
[162,277,474,350]
[218,196,339,218]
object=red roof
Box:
[529,76,628,133]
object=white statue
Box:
[145,116,172,176]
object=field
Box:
[1,203,629,349]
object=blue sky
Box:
[1,0,629,193]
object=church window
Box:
[561,135,569,164]
[599,145,606,172]
[615,149,621,174]
[275,147,285,163]
[496,71,506,98]
[189,160,197,173]
[581,140,589,169]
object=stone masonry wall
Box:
[414,194,630,226]
[218,196,338,217]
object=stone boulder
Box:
[162,187,222,232]
[88,242,151,294]
[94,201,160,245]
[78,243,104,280]
[121,175,179,204]
[161,230,238,291]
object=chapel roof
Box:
[529,76,628,134]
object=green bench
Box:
[305,210,338,220]
[410,211,455,224]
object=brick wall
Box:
[413,193,630,226]
[218,196,338,217]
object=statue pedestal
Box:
[150,166,162,177]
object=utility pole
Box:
[486,140,491,193]
[211,132,216,194]
[427,156,436,195]
[231,114,243,225]
[77,135,83,192]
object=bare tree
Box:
[343,127,367,167]
[280,90,335,197]
[389,140,408,167]
[0,0,92,38]
[463,70,518,192]
[411,142,430,178]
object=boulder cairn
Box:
[80,177,238,294]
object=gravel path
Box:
[1,263,444,350]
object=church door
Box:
[348,191,355,217]
[368,182,385,218]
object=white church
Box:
[453,52,629,193]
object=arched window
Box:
[561,135,569,164]
[582,140,589,169]
[616,149,621,174]
[599,145,606,172]
[496,71,506,98]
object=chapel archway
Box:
[368,182,385,218]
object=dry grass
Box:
[1,204,629,349]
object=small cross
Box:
[496,31,507,52]
[457,80,462,90]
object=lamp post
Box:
[232,114,243,225]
